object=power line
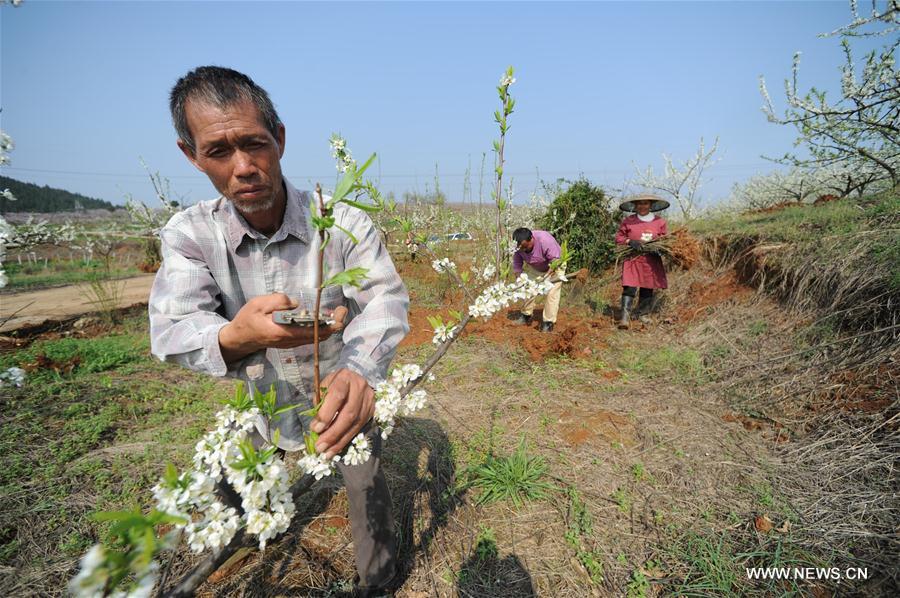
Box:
[3,162,777,181]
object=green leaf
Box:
[323,266,369,289]
[304,431,319,455]
[333,223,359,244]
[329,153,377,207]
[426,315,442,329]
[298,401,323,418]
[163,463,179,487]
[273,401,305,416]
[341,199,381,213]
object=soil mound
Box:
[403,305,609,362]
[667,228,702,270]
[675,270,753,324]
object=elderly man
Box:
[511,227,563,332]
[149,66,408,594]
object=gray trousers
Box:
[236,426,397,588]
[336,428,397,587]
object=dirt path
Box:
[0,274,156,332]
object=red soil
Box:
[402,305,610,362]
[675,270,754,324]
[557,407,636,448]
[667,228,702,270]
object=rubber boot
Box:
[635,292,656,321]
[618,296,633,329]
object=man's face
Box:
[517,238,535,252]
[634,200,652,216]
[178,99,286,214]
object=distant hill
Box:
[0,176,119,213]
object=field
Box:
[0,193,898,597]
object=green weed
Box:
[564,487,604,584]
[667,531,739,595]
[612,487,632,513]
[616,346,704,383]
[474,525,498,562]
[465,438,555,507]
[627,567,651,598]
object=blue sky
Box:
[0,1,877,208]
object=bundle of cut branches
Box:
[613,228,701,270]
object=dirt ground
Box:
[4,250,892,596]
[0,274,156,332]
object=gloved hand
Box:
[627,239,643,251]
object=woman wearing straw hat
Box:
[614,194,670,328]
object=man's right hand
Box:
[627,239,643,251]
[218,293,348,364]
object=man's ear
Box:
[276,123,286,158]
[177,139,205,173]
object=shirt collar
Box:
[221,179,310,252]
[272,179,310,245]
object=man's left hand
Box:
[310,368,375,458]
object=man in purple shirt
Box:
[512,227,563,332]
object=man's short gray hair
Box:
[170,66,282,155]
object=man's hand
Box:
[627,239,643,251]
[310,368,375,458]
[219,293,348,364]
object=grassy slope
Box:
[0,311,232,595]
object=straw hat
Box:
[618,193,670,213]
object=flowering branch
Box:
[493,66,516,278]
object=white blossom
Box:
[431,258,456,273]
[245,501,294,551]
[403,389,427,415]
[298,449,340,481]
[185,501,240,553]
[69,544,107,597]
[479,264,496,281]
[329,133,356,173]
[69,545,159,598]
[342,433,372,467]
[371,363,428,436]
[500,74,517,86]
[468,273,553,319]
[432,323,457,345]
[0,366,25,387]
[0,131,13,167]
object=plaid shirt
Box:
[149,179,409,450]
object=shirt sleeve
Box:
[512,250,523,274]
[148,224,232,378]
[543,235,561,263]
[659,218,668,237]
[333,208,410,388]
[615,219,630,244]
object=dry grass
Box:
[687,229,900,594]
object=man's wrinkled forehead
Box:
[183,97,268,139]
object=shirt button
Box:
[285,357,293,364]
